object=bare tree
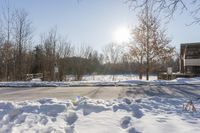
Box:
[129,42,145,79]
[130,4,175,80]
[126,0,200,24]
[57,38,74,80]
[71,45,94,80]
[13,9,33,80]
[103,43,123,80]
[57,38,74,58]
[2,0,13,42]
[0,19,5,80]
[0,0,15,80]
[40,29,58,81]
[0,41,13,80]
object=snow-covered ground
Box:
[80,74,157,81]
[0,77,200,133]
[0,74,156,87]
[0,76,200,87]
[0,97,200,133]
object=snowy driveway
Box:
[0,84,200,101]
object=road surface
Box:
[0,85,200,101]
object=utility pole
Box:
[7,0,10,42]
[5,0,10,81]
[146,3,150,81]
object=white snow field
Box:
[0,97,200,133]
[0,77,200,133]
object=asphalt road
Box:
[0,85,200,101]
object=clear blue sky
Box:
[0,0,200,52]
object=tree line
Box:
[0,2,177,81]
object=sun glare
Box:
[113,26,131,44]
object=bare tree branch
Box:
[126,0,200,24]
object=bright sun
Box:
[113,26,131,44]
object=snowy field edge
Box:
[0,76,200,87]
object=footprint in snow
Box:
[120,116,132,129]
[127,127,141,133]
[65,125,75,133]
[65,111,78,125]
[131,105,143,119]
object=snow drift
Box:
[0,97,200,133]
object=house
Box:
[180,42,200,74]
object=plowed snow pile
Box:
[0,97,200,133]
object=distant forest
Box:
[0,4,179,81]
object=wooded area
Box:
[0,1,178,81]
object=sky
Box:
[0,0,200,52]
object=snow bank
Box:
[0,97,200,133]
[0,81,69,87]
[121,76,200,85]
[0,76,200,87]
